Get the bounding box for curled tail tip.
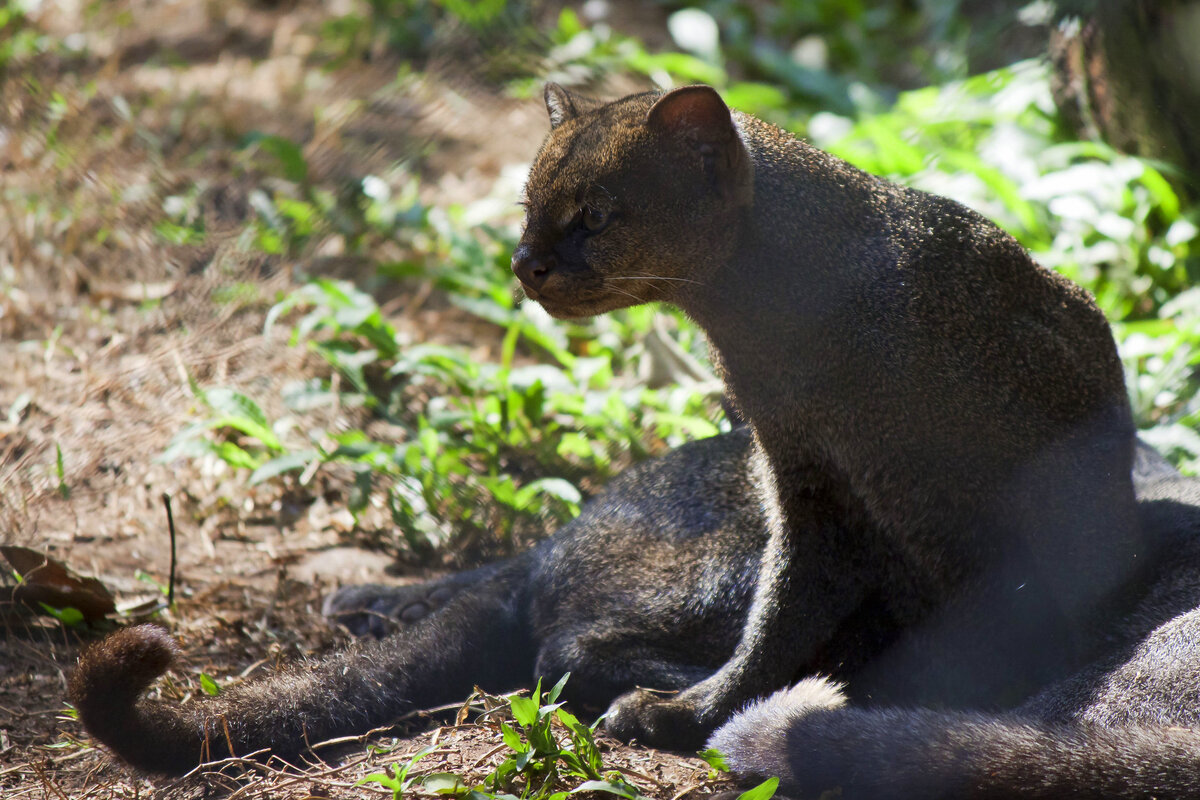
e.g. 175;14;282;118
68;625;212;775
69;624;180;712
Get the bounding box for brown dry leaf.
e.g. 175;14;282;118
0;545;117;622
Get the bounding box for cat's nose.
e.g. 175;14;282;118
511;246;554;291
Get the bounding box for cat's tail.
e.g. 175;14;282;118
709;677;1200;800
68;558;534;775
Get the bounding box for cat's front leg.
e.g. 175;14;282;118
604;514;867;748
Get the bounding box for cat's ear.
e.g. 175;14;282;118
647;86;753;205
646;85;734;140
544;83;579;129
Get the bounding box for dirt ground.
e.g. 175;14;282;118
0;1;731;797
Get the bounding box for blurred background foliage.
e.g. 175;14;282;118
4;0;1199;561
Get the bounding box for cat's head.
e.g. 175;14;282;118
513;83;754;319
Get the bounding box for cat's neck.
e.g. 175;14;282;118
677;142;894;396
672;133;907;471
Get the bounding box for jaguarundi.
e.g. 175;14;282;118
69;83;1200;798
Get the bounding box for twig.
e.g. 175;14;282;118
670;781;705;800
261;751;380;796
308;722;414;751
178;748;273;779
396;699;471;721
221;714;237;760
469;743;508;769
612;764;669;789
29;760;70;800
161;493;178;606
238;656;272;679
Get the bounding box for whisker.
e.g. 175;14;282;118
606;286;648;304
607;275;707;287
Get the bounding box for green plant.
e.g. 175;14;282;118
483;675;608;799
260;274;718;545
237;132;353;256
358;743;449;800
364;676;777;800
801;58;1200;465
155;156;720;550
54;442;69;500
319;0;537;80
159;383;286;473
355;676;616;800
0;0;48;73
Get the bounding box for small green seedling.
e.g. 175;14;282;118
698;747;730;773
135;570;169;596
54;443;69;500
357;744;444;800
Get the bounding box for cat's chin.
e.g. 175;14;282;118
532;298;603;320
523;286;633;319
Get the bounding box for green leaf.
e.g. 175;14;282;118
38;603;84;627
556;7;583;38
205;387;272;432
198;672;221;696
397;744;440;781
243;133;309;184
623;49;726;86
570;780;644;800
280;379;340;412
250;449;320;485
356;771;402;791
211;440;264;470
509;694;539;728
546;672;571;704
200;414;279;450
735;777;779;800
513;478;582;512
653;412;720;440
698;748;729;772
528;717;561;753
1137;163;1180;220
54;443;69;500
500;721;528;753
419;773;468;793
157;432;219;464
722;82;789;116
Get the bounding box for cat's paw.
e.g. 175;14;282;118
322;582;460;637
603;687;717;750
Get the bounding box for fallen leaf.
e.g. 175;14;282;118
1;546;117;623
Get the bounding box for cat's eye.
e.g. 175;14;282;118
581;204;608;232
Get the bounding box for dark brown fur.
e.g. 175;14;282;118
515;84;1200;797
516;83;1142;742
